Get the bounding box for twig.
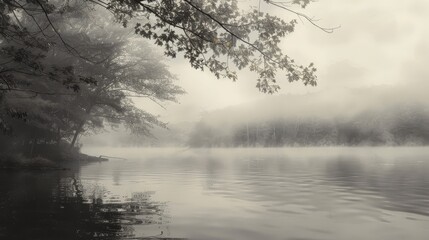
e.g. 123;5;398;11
268;1;340;33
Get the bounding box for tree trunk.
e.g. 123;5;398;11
70;121;84;149
70;105;93;149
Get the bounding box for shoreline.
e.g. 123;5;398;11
0;152;108;171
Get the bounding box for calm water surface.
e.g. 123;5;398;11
1;147;429;240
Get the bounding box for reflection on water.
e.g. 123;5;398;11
1;147;429;240
0;170;178;240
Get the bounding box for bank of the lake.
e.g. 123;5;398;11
0;148;107;170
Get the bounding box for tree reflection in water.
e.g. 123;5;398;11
0;171;184;240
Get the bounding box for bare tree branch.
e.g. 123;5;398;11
267;1;340;33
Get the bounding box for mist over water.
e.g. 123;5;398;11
2;0;429;239
82;86;429;148
2;147;428;240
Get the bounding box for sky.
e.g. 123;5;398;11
136;0;429;123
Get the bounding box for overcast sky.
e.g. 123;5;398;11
134;0;429;123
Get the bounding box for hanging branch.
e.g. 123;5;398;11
267;1;340;33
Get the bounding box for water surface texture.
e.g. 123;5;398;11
1;147;429;240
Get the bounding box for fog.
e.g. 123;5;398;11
82;0;429;147
2;1;429;239
158;0;429;120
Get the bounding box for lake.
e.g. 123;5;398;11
1;147;429;240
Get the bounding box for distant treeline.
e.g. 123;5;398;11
188;105;429;147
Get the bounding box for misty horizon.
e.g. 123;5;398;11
1;1;429;240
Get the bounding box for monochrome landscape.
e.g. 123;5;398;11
1;0;428;239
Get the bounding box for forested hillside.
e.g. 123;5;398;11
188;88;429;147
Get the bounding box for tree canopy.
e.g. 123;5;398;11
2;0;333;94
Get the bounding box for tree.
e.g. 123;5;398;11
66;36;185;147
1;1;184;154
